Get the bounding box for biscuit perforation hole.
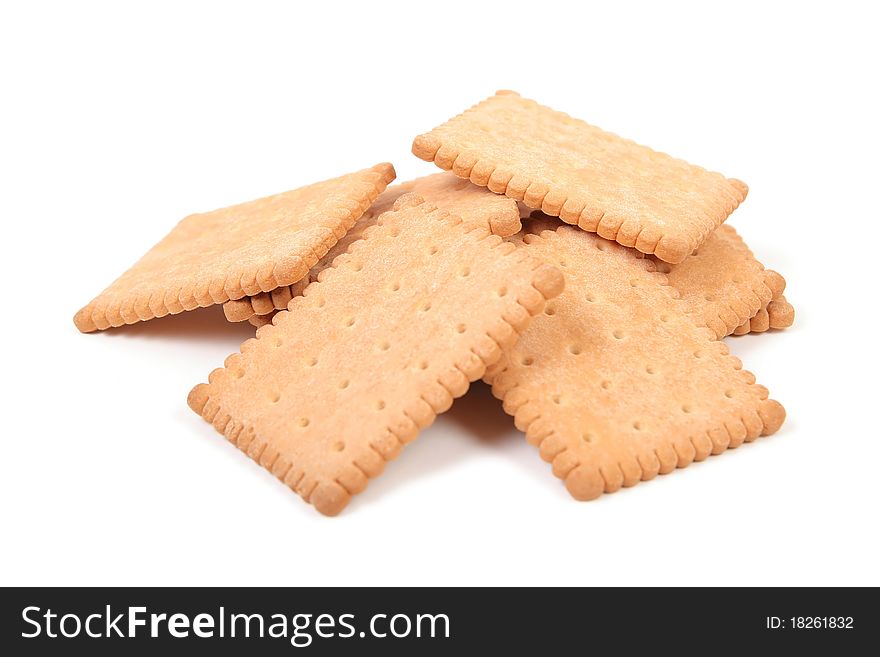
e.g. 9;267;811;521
379;341;390;351
521;356;534;366
390;282;401;292
456;324;467;334
338;379;350;389
419;300;432;313
307;356;318;367
568;345;582;355
681;405;692;414
613;329;625;340
268;391;281;403
429;245;439;256
344;317;356;327
376;400;386;410
724;390;734;399
552;395;561;405
582;433;594;444
497;286;508;298
273;337;283;348
633;421;642;431
460;267;471;278
601;380;611;390
298;417;310;428
333;441;345;452
544;306;555;316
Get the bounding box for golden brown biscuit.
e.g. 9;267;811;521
74;164;395;332
413;91;747;263
732;294;795;335
224;172;522;324
652;226;782;339
485;224;785;501
766;296;795;329
189;194;563;516
524;213;791;339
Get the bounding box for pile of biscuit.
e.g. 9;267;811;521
76;91;793;516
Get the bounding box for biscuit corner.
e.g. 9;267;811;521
653;234;692;264
532;263;565;301
372;162;397;184
73;305;97;333
758;399;786;436
728;178;749;202
411;134;442;162
311;481;352;517
187;383;210;415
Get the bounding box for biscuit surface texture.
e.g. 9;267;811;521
74;163;395;332
413;91;747;263
224;172;522;323
485;225;785;501
189;196;563;516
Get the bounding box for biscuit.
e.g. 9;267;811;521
651;225;783;339
485;224;785;501
412;90;747;263
732;295;795;335
523;213;787;339
74;164;395;332
188;194;563;516
392;173;522;238
223;173;521;327
224;172;522;324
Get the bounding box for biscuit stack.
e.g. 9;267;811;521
76;91;792;515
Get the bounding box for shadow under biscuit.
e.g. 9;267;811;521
442;381;515;444
98;305;254;346
354;382;567;510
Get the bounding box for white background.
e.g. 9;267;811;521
2;1;877;586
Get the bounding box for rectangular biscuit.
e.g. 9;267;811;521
525;213;792;339
413;90;747;263
223;172;522;324
485;224;785;501
188;194;563;516
74;164;395;332
651;224;786;339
